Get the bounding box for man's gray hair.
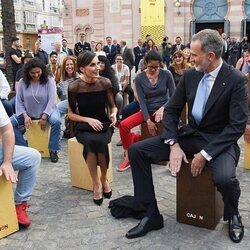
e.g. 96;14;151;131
191;29;223;59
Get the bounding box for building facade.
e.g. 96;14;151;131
0;0;63;52
62;0;250;49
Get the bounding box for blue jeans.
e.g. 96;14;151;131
57;100;68;117
11;108;61;152
0;145;41;204
1;98;14;117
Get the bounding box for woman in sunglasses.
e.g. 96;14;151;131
168;50;189;86
117;51;175;171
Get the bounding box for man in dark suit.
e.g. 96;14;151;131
74;32;91;57
126;29;247;243
171;36;185;55
62;39;74;56
133;39;146;72
120;40;134;72
103;36;118;65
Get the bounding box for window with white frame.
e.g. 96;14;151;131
24;11;36;24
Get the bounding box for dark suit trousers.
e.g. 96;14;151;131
128;135;241;220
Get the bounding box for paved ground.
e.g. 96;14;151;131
1;128;250;250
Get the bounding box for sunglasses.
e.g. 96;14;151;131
174;55;183;59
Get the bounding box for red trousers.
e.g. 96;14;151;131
119;111;154;150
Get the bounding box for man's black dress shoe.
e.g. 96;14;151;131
126;214;164;239
50;151;59;163
228;214;244;243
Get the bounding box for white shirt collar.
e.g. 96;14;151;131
207;59;223;79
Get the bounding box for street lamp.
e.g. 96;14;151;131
175;0;181;15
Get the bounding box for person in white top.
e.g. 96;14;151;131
111;54;134;103
0;70;13;116
94;42;106;57
0;100;41;227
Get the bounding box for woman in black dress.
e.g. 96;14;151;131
68;51;117;205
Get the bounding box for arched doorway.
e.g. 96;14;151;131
191;0;229;36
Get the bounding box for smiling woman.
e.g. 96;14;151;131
10;58;61;163
68;51;118;206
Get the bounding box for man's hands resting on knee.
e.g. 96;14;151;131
169;143;206;177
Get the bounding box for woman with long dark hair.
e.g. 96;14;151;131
68;51;117;205
10;58;61;163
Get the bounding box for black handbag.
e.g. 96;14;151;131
108;195;147;219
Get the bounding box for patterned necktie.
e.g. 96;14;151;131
192;73;210;125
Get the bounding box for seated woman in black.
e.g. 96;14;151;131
68;51;117;206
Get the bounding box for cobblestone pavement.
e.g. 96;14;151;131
1;128;250;250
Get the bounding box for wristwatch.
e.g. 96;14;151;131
168;140;177;146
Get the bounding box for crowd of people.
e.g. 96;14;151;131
0;29;249;244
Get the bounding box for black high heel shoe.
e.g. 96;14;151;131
93;188;103;206
103;190;112;199
93;197;103;206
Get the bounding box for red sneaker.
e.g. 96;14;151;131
117;158;130;171
15;201;31;227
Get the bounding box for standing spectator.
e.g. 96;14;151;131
228;37;240;67
239;36;249;59
74;32;91;57
54;41;67;65
161;36;172;67
0;100;41;227
103;36;118;65
113;39;121;54
133;39;146;72
62;39;74;56
145;39;158;52
9;37;22;89
47;51;61;84
34;40;49;65
236;48;250;73
143;34;152;48
221;33;228;62
171;36;185;55
11;58;61;163
119;40;134;72
94;42;106;57
183;47;195;68
90;41;96;52
168;50;189;86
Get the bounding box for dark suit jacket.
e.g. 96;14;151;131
162;62;248;159
103;44;118;65
133;46;146;70
122;47;134;71
74;42;91;56
171;44;186;55
63;47;74;56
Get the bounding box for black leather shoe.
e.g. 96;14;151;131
126;214;164;239
228;214;244;243
50;151;59;163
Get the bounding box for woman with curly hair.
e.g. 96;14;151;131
10;58;61;163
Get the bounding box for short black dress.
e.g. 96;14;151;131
68;77;116;166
